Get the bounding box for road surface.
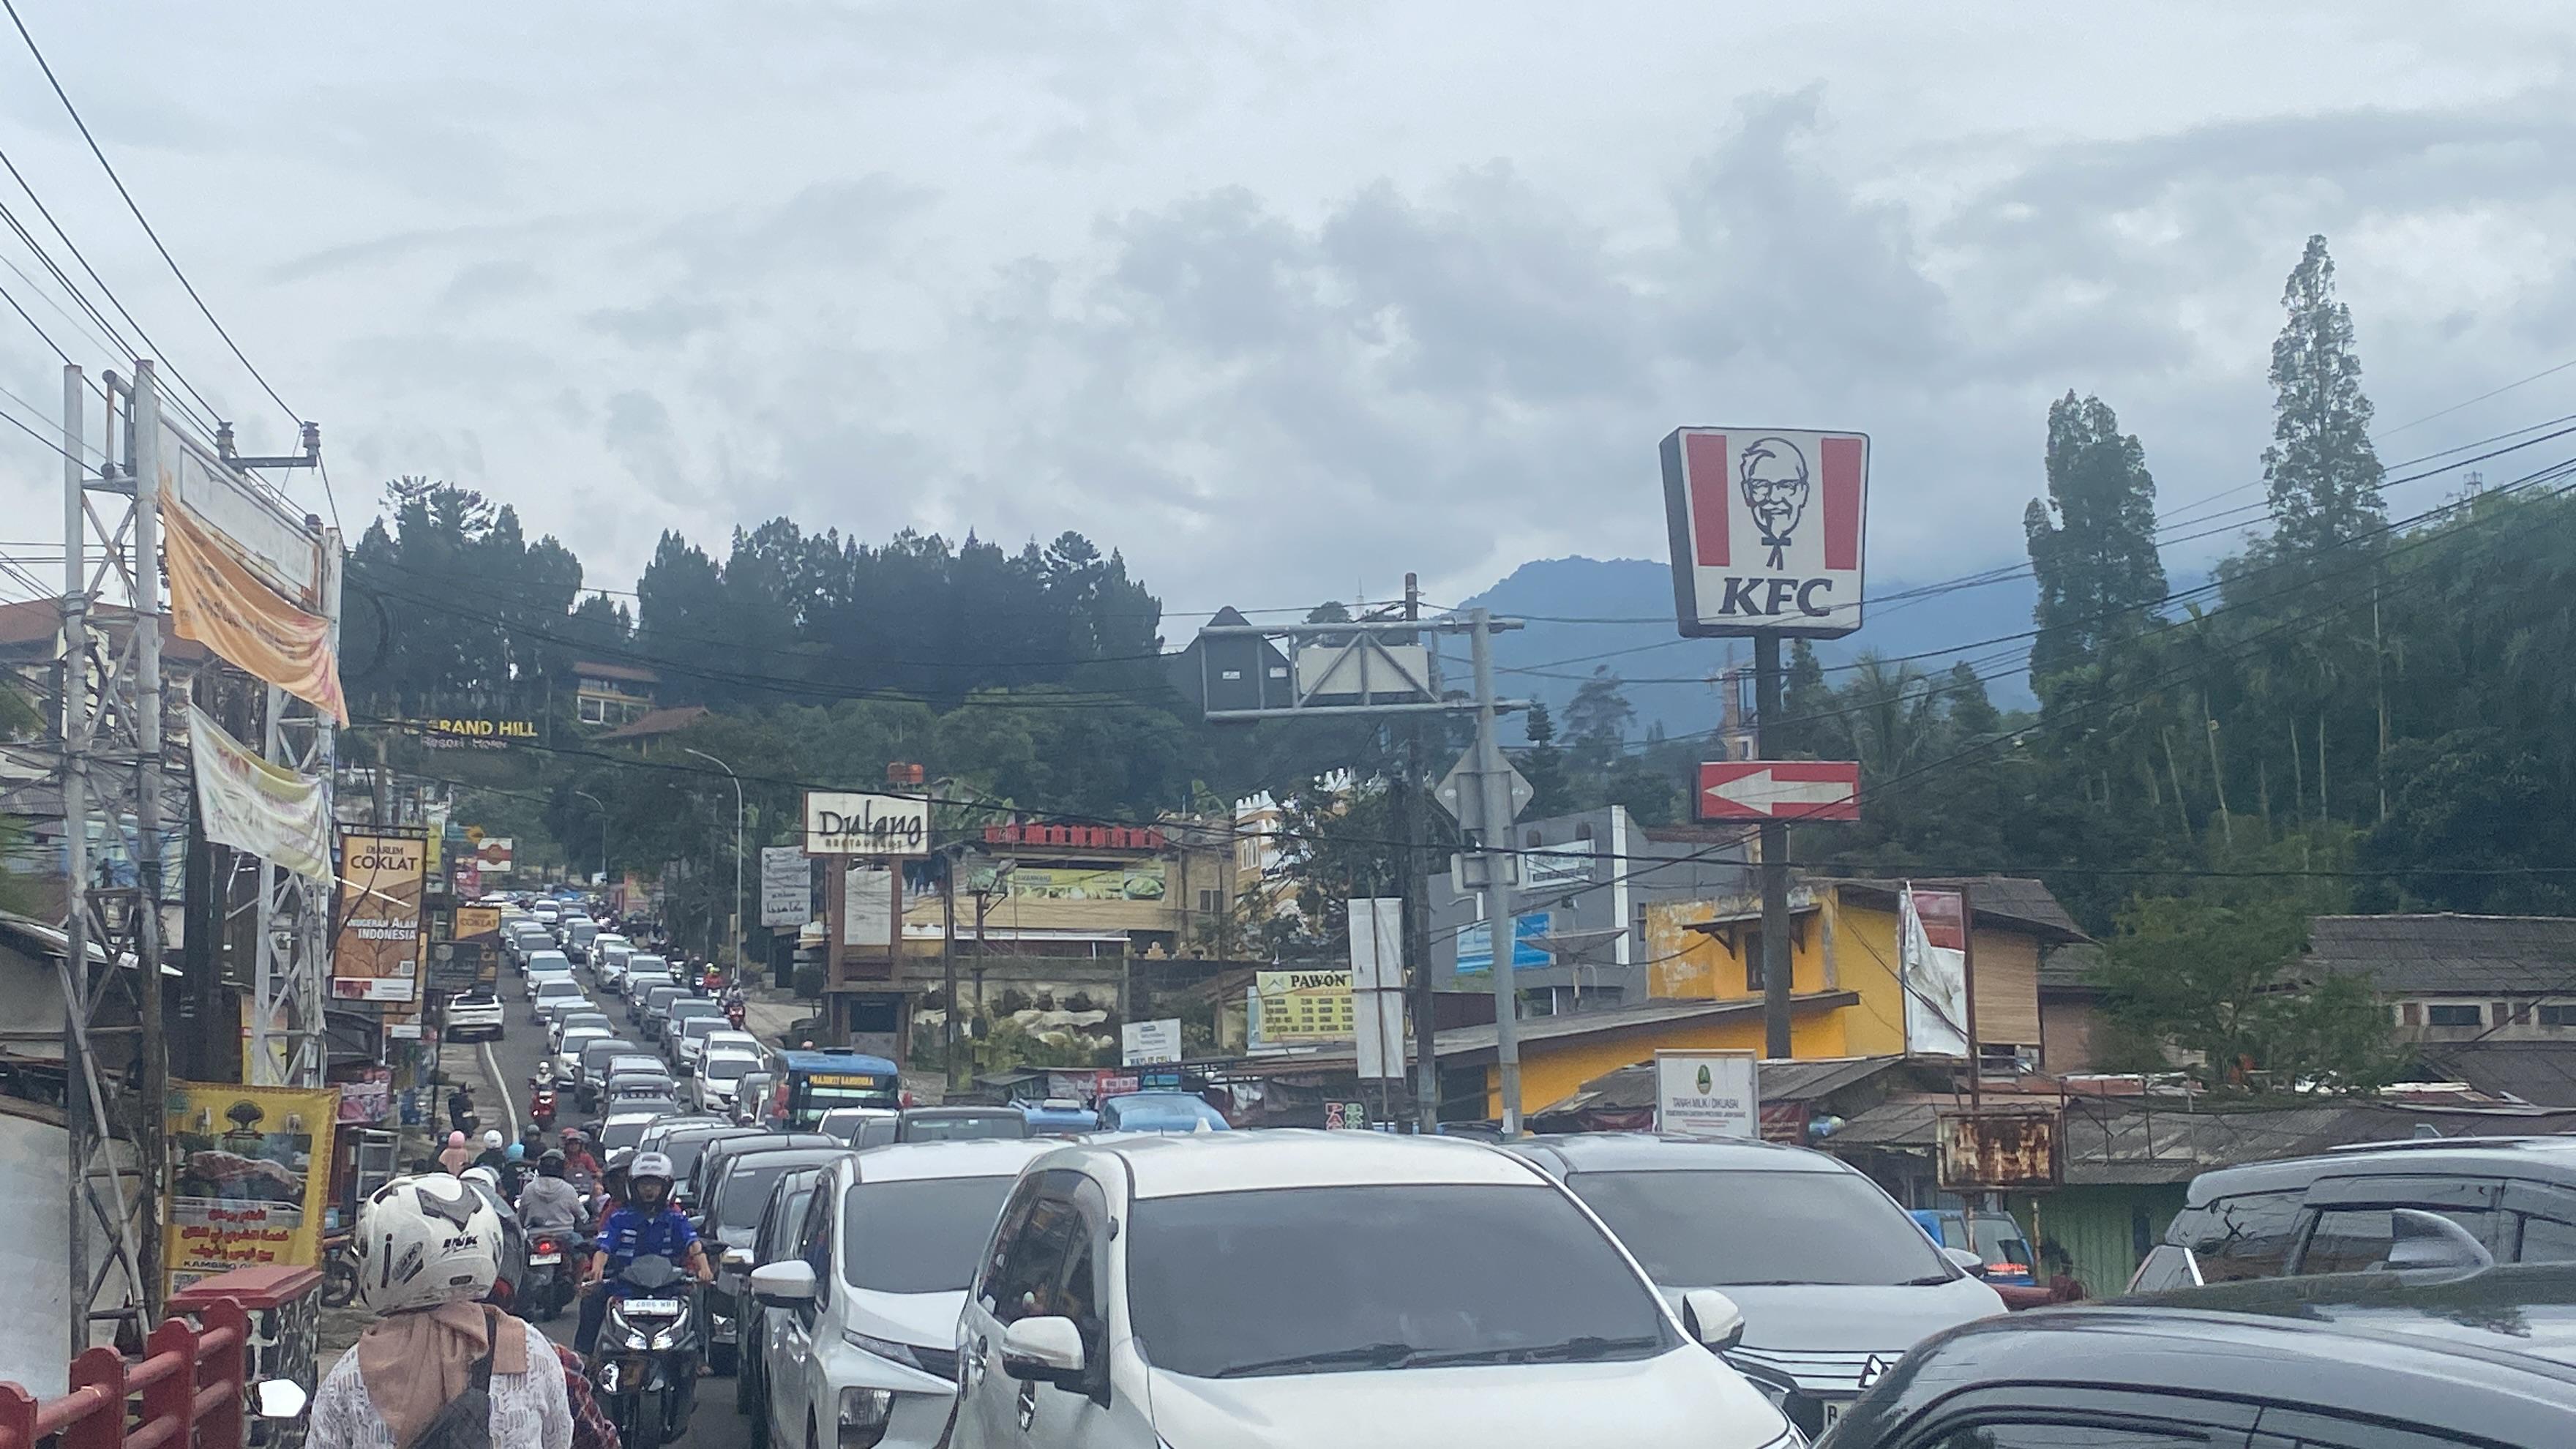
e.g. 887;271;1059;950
487;962;755;1449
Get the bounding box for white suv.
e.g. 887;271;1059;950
750;1140;1057;1449
934;1133;1794;1449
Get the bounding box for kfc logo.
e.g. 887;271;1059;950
1660;426;1870;639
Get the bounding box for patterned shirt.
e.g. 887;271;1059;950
310;1331;572;1449
547;1342;620;1449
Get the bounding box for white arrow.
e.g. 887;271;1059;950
1707;770;1854;816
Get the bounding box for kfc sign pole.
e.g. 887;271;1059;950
1661;426;1871;1059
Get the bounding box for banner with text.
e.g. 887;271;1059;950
333;832;425;1001
164;1081;339;1299
1253;969;1355;1044
163;495;348;724
761;846;812;926
186;705;332;881
804;792;930;855
1899;885;1971;1057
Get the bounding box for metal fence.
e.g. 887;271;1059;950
0;1266;319;1449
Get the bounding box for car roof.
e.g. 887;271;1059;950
1846;1297;2576;1446
847;1138;1060;1183
1508;1132;1854;1176
2187;1137;2576;1203
906;1105;1019;1119
1066;1129;1542;1199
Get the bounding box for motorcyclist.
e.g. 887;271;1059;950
558;1129;603;1191
447;1083;478;1135
438;1129;473;1175
574;1151;711;1356
519;1150;585;1234
473;1128;509;1172
495;1142;531;1200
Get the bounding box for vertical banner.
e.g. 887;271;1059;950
333;832;426;1001
184;704;332;880
164;1081;340;1298
1900;884;1971;1057
161;495;348;724
841;864;894;947
1347;897;1407;1080
760;846;812;927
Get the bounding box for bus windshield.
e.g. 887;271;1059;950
786;1064;899;1126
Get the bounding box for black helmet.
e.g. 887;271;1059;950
539;1149;568;1177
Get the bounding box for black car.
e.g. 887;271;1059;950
1821;1257;2576;1448
697;1145;847;1375
2133;1134;2576;1292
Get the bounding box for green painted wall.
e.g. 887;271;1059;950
2009;1183;2186;1298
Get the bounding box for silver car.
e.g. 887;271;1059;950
1509;1134;2004;1443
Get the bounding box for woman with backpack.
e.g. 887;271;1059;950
310;1173;573;1449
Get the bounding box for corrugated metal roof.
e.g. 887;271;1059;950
2302;913;2576;995
1829;875;2090;943
1432;990;1858;1057
2418;1041;2576;1108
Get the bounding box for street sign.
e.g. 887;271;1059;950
1697;760;1862;821
759;846;811;926
1455;911;1551;976
1660;427;1869;639
1654;1049;1759;1139
1120;1018;1182;1066
1432;749;1532;828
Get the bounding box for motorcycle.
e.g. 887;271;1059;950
531;1087;558;1131
519;1230;585;1322
591;1254;703;1449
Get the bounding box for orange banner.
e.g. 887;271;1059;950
165;497;347;725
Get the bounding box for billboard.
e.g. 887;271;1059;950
1660;427;1869;639
162;495;348;724
1453;910;1552;976
804;791;931;856
1936;1110;2062;1189
422;716;541;750
841;864;895;947
1120;1018;1182;1066
1900;885;1971;1057
332;831;425;1001
1347;897;1407;1080
468;836;515;875
760;846;812;927
1253;970;1355;1044
163;1082;339;1298
1653;1050;1759;1139
160;426;323;602
433;905;503;991
1008;861;1166;902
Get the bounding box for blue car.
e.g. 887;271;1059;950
1096;1090;1229;1133
1910;1208;2037;1286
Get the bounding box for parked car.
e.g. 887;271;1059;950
2130;1134;2576;1292
445;987;506;1043
915;1132;1794;1449
1096;1091;1229;1133
700;1145;851;1374
751;1139;1060;1449
1021;1100;1099;1136
1510;1134;2000;1441
894;1107;1030;1143
733;1164;828;1436
1821;1256;2576;1448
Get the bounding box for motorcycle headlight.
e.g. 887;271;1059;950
651;1326;681;1350
836;1388;892;1449
840;1329;922;1371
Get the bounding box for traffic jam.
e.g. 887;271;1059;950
423;895;2576;1449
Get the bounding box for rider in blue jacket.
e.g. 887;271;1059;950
574;1150;711;1355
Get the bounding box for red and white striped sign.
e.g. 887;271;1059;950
1697;760;1862;821
1660;427;1869;638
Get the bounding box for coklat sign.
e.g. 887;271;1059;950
804;791;931;856
1659;427;1869;638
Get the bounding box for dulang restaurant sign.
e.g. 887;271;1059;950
804;791;931;856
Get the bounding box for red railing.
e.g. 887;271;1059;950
0;1265;321;1449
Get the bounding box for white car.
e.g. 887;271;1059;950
445;989;505;1043
703;1029;762;1060
693;1049;766;1114
523;951;573;994
532;977;587;1024
928;1133;1795;1449
555;1025;615;1081
751;1140;1058;1449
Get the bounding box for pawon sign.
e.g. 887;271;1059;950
804;790;931;856
1660;427;1869;638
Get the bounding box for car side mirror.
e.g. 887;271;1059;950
1680;1288;1745;1351
2385;1208;2495;1273
1942;1247;1988;1276
1002;1316;1087;1386
750;1259;816;1307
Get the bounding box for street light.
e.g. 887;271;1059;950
682;747;744;970
572;790;609;888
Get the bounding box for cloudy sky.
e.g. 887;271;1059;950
1;2;2572;624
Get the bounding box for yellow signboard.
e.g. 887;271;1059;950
163;1081;340;1299
1254;970;1355;1042
334;832;426;1002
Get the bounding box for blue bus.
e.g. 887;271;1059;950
772;1047;902;1129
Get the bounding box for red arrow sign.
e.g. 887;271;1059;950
1698;760;1862;821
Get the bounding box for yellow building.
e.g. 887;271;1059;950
1468;875;2082;1120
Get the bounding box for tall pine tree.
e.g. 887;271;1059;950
2262;235;2386;559
2023;391;2166;691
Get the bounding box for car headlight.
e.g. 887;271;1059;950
841;1328;924;1371
836;1387;893;1449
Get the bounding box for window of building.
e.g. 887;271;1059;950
2497;1000;2523;1027
1197;889;1218;914
2540;1004;2576;1027
1525;829;1542;847
1742;929;1764;994
2400;1000;2422;1027
578;697;604;724
2425;1004;2482;1027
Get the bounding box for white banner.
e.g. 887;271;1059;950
760;846;810;927
1654;1050;1758;1139
1901;884;1972;1057
1347;897;1407;1079
186;705;332;880
1121;1019;1181;1066
841;864;894;947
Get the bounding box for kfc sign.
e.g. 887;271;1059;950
1660;427;1868;638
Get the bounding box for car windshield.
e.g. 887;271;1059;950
664;1131;744;1179
1129;1183;1669;1378
601;1117;654;1151
703;1056;759;1083
845;1175;1018;1293
539;982;581;998
900;1112;1027;1142
717;1158;829;1227
1928;1213;2034;1270
1103;1095;1227;1131
1565;1169;1953;1287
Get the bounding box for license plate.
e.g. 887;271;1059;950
528;1252;561;1265
624;1298;681;1315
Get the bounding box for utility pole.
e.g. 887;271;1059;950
940;858;961;1093
1754;634;1791;1058
1399;574;1437;1131
574;789;610;884
684;746;744;969
1468;609;1525;1135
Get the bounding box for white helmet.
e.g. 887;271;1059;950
353;1173;503;1314
482;1129;504;1150
629;1150;675;1188
461;1165;501;1194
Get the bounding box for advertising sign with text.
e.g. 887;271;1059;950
804;792;931;856
1660;427;1869;639
332;832;424;1002
164;1082;340;1298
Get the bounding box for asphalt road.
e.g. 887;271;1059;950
487;959;755;1449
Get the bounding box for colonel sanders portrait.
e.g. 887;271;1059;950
1737;436;1811;569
